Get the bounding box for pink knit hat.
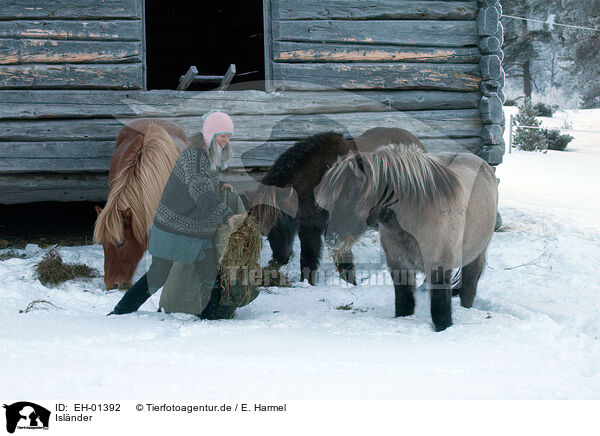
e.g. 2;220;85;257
202;110;234;147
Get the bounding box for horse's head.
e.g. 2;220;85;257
94;206;146;290
315;154;373;250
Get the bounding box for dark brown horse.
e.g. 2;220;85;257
94;119;186;290
248;127;426;285
316;144;498;331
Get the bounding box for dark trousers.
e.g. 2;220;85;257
109;256;173;314
110;249;222;315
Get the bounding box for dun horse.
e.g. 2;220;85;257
315;144;497;331
249;128;425;285
93;119;186;290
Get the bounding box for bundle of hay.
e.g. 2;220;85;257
215;214;262;307
36;248;96;286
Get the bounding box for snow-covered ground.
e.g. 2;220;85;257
1;108;599;400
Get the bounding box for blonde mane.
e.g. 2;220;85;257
93;123;181;246
317;144;462;211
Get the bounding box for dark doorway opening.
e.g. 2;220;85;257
0;202;98;248
145;0;265;91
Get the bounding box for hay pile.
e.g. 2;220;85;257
36;248;96;286
216;214;262;307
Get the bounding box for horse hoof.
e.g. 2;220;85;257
433;321;452;332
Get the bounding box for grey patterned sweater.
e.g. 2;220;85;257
153;146;233;237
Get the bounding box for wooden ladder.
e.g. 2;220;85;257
176;64;236;91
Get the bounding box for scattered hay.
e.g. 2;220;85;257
330;235;356;266
19;299;61;313
0;250;27;261
35;248;97;286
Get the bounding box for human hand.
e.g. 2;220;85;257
220;183;234;192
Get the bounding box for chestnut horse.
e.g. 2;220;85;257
93;119;187;289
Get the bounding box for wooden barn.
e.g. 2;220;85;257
0;0;505;204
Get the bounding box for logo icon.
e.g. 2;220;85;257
3;402;50;434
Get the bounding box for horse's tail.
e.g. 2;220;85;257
93;123;181;245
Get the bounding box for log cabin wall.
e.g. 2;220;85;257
0;0;504;204
266;0;505;163
0;0;145;90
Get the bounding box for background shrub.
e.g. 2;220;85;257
533;102;557;117
514;98;548;151
542;129;574;151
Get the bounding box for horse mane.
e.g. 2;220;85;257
317;144;462;210
250;131;349;230
261;131;348;187
93;123;181;245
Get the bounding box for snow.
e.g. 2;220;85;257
1;108;599;400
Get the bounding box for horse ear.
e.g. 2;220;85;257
94;205;103;215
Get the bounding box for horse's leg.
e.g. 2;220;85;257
455;252;486;308
428;267;453;332
298;223;323;285
268;215;298;266
391;269;416;317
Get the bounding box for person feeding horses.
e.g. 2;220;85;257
108;110;236;315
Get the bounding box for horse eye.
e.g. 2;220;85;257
115;242;124;248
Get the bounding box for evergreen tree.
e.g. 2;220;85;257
501;0;553;98
557;0;600;107
514;98;548;151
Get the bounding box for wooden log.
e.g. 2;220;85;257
273;41;480;63
273;20;479;47
490;49;504;63
0;141;113;173
273;0;478;20
479;36;501;54
497;66;505;89
477;6;499;36
0;39;142;65
478;0;500;6
0;136;486;174
479;94;503;124
176;66;198;91
497;90;506;104
494;1;502;17
0;64;143;89
0;157;112;173
0;0;142;20
477;145;503;165
273;62;480;91
479;55;501;80
481;124;503;145
0;173;109;204
229;137;484;168
480;79;500;96
0;141;114;158
0;90;482;119
494;22;504;46
0;109;482;142
0;20;143;41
